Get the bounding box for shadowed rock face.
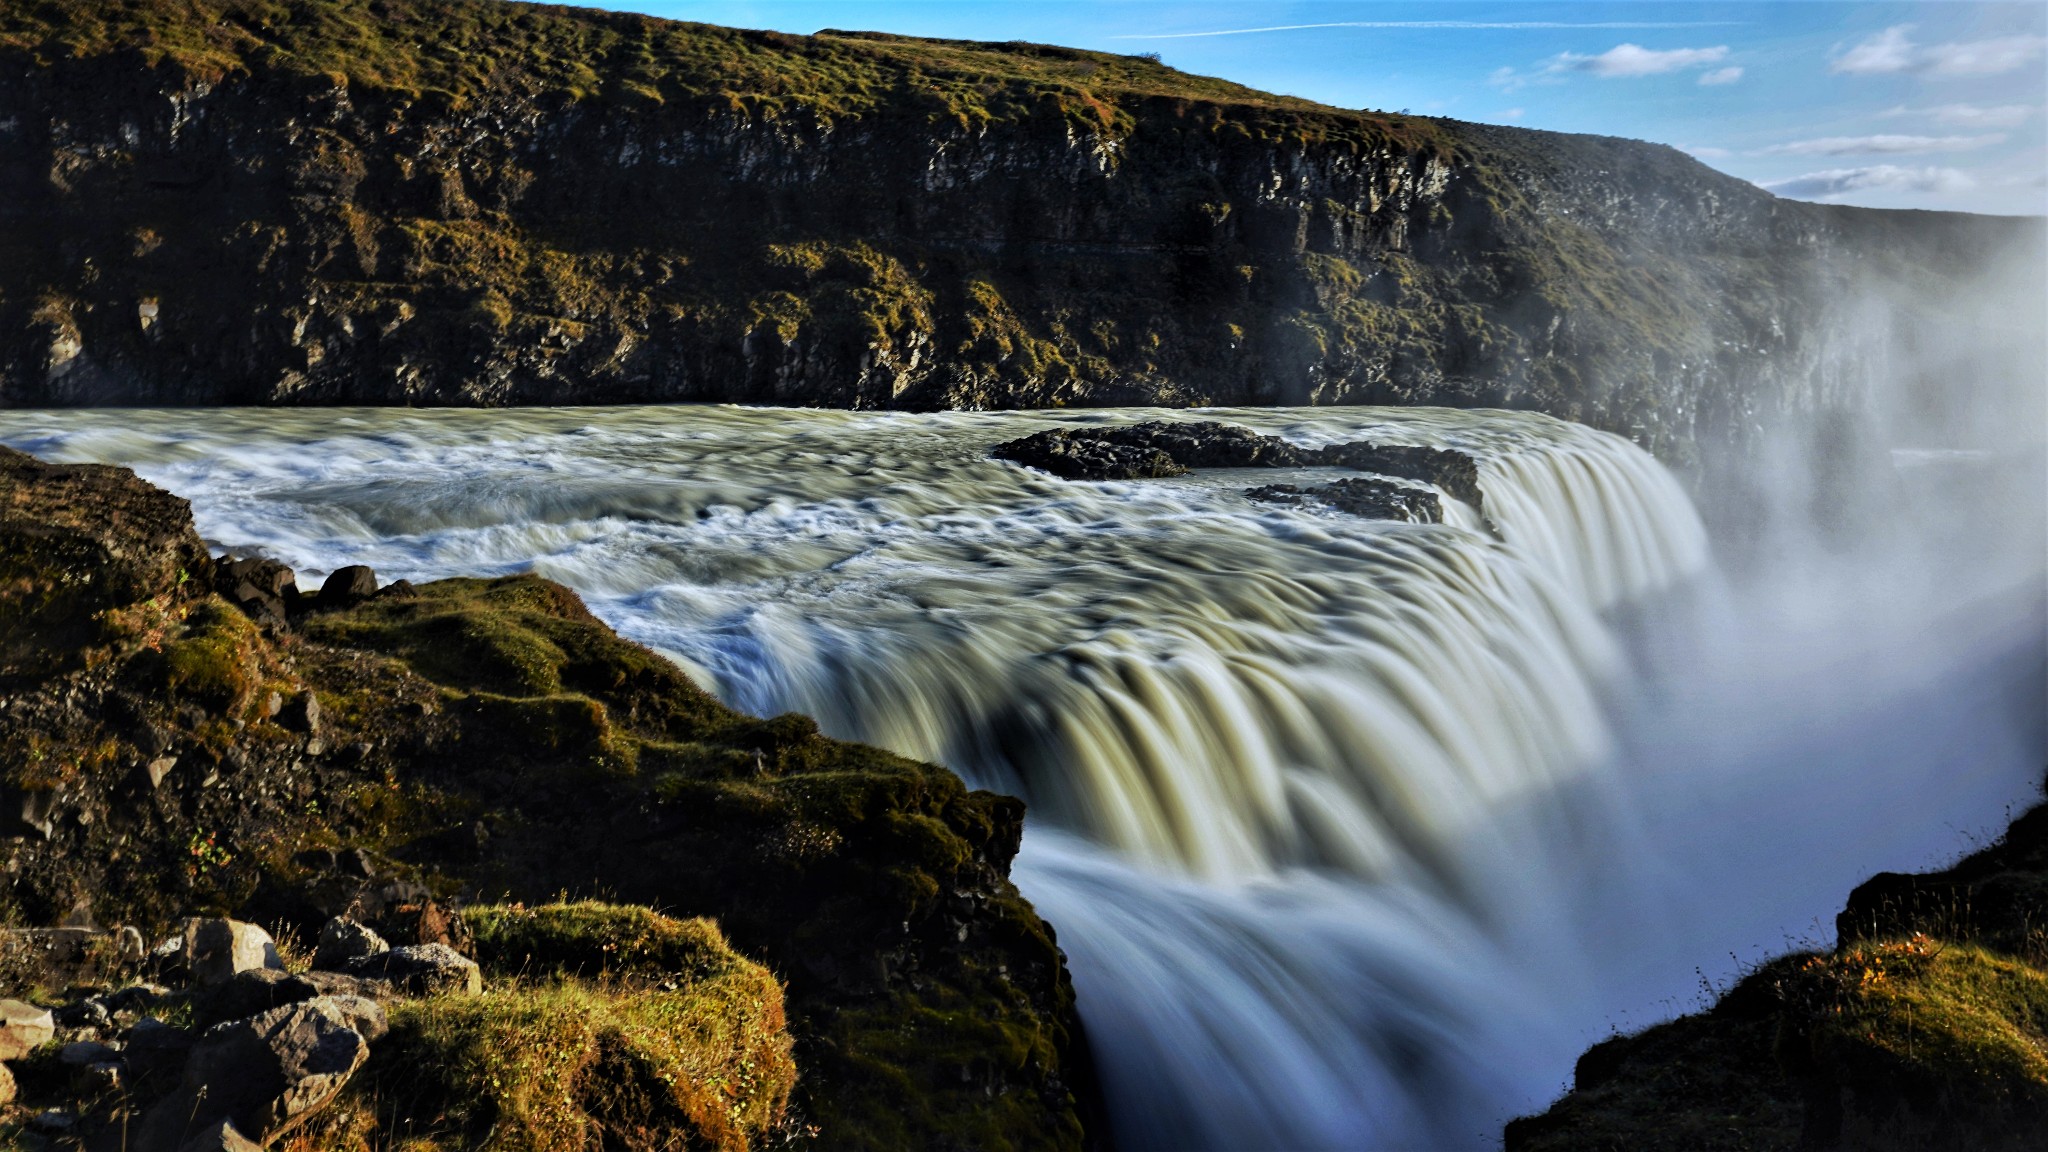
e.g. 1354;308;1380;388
0;445;1102;1151
0;0;2037;473
1246;478;1442;524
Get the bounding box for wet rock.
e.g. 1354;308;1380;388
991;422;1487;515
136;997;371;1151
344;942;480;995
311;916;387;971
184;919;283;986
0;998;56;1059
1246;478;1444;523
993;420;1307;480
316;565;378;609
1318;442;1485;514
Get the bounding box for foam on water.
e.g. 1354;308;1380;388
5;404;2036;1150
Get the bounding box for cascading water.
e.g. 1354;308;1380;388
4;404;2039;1150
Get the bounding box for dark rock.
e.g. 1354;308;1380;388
277;691;322;736
176;1118;262;1152
194;967;397;1029
183;919;282;986
316;566;378;609
123;1017;197;1091
1246;478;1444;523
53;999;110;1028
1316;442;1486;514
136;997;371;1151
993;420;1305;480
343;943;480;996
59;1039;118;1065
310;917;388;971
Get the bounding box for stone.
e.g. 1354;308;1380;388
117;925;147;960
311;916;388;971
316;565;377;608
54;999;111;1028
76;1060;122;1094
345;942;480;996
1246;478;1444;523
278;691;322;736
184;918;283;986
0;1060;12;1107
123;1016;196;1089
193;968;395;1029
136;997;371;1151
178;1118;262;1152
0;998;56;1059
61;1038;120;1064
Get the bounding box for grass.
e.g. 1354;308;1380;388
0;0;1446;152
467;900;740;984
284;912;796;1151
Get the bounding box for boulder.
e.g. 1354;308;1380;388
345;942;480;995
123;1016;197;1090
60;1038;119;1065
316;565;378;608
194;967;395;1028
0;998;55;1059
136;997;371;1151
311;916;388;971
0;1061;14;1107
1246;478;1444;523
185;918;282;986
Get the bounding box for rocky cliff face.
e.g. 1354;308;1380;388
1;0;2037;470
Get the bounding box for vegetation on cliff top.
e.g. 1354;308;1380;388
0;0;1441;147
1509;791;2048;1152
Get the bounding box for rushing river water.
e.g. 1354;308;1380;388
6;404;2043;1149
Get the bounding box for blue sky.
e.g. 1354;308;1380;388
594;1;2047;216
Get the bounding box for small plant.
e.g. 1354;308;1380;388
186;829;235;877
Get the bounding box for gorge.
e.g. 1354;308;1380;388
0;1;2044;1149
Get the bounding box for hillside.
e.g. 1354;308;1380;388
0;0;2037;469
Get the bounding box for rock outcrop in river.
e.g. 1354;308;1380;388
0;445;1099;1149
0;0;2038;469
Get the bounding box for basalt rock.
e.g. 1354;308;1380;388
1246;478;1443;523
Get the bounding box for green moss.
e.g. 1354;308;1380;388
468;901;739;983
1786;937;2048;1110
159;596;262;713
329;955;795;1151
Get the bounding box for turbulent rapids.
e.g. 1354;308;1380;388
6;404;2038;1150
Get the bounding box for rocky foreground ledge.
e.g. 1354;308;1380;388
0;447;1100;1149
1509;785;2048;1152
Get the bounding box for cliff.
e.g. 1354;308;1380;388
0;444;1099;1150
0;0;2037;469
1507;782;2048;1152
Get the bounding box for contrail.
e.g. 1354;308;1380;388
1111;21;1744;40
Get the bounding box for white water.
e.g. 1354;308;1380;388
5;404;2040;1150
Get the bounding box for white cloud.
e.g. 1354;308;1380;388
1756;133;2006;156
1549;43;1730;78
1881;103;2038;129
1698;66;1744;86
1832;24;2048;77
1762;165;1975;200
1681;144;1733;159
1501;107;1525;121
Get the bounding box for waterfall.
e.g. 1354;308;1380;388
9;403;2034;1151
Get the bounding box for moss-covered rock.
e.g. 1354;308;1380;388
0;446;1101;1150
1509;788;2048;1152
